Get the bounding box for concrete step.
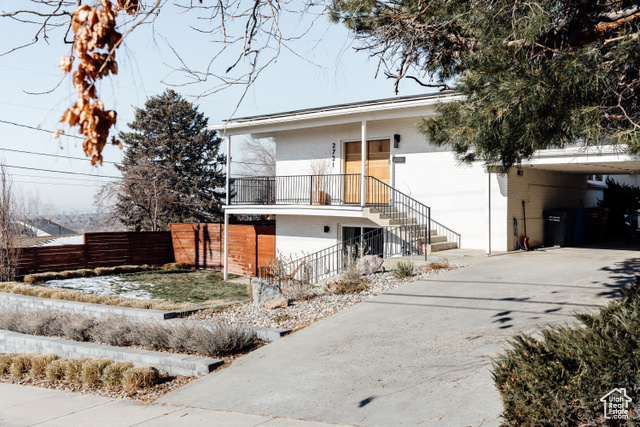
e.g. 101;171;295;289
427;241;459;253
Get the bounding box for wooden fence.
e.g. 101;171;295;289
169;223;276;276
17;232;174;276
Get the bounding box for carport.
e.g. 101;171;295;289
487;146;640;252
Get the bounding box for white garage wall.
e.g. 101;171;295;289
506;168;593;250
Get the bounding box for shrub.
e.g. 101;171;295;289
162;262;191;271
330;279;369;295
391;260;414;279
122;367;159;395
0;353;12;375
10;354;32;379
81;358;112;386
90;316;134;347
341;263;361;282
101;361;134;387
29;354;59;379
60;314;96;342
493;276;640;425
188;322;258;357
64;358;90;383
45;359;67;381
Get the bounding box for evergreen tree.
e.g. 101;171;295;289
331;0;640;170
115;90;225;231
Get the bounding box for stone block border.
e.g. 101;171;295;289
0;330;221;377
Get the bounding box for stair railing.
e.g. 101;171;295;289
259;224;425;286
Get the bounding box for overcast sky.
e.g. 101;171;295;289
0;3;432;212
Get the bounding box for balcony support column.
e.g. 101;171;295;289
224;135;231;280
360;120;367;207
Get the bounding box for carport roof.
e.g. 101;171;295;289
520;146;640;175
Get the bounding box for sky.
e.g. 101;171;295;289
0;2;433;213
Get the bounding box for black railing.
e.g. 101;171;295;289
234;174;461;281
230;174;362;206
364;176;431;251
259;224;427;286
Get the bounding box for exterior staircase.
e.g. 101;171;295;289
363;206;459;254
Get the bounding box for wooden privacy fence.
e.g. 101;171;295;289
17;232;174;276
169;223;276;276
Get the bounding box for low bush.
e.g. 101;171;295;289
492;276;640;425
162;262;191;271
0;353;162;394
45;359;66;381
122;367;159;394
391;260;415;279
81;358;112;386
29;354;58;378
9;354;31;380
23;264;157;285
0;308;259;358
101;361;134;387
329;279;369;295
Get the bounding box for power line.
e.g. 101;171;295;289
13;180;103;188
0;118;84;140
0;146;119;165
9;172;112;182
3;164;120;179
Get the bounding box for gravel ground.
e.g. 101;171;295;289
190;264;458;330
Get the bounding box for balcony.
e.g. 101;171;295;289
229;174;387;206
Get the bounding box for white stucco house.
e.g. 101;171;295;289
214;93;640;281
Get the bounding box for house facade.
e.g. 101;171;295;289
214;94;640;280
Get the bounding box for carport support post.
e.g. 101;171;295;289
224;135;231;280
486;170;492;255
360;120;367;207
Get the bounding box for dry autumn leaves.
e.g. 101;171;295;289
58;0;140;166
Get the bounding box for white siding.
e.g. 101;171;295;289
275;215;377;259
273;118;509;251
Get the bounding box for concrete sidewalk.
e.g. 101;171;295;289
159;247;640;426
0;383;351;426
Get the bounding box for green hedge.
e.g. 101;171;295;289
493;277;640;425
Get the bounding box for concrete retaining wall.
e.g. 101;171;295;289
0;330;221;377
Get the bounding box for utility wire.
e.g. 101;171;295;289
0;146;119;165
0;119;84;140
2;164;120;179
13;180;102;187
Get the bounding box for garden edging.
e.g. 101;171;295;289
0;329;221;376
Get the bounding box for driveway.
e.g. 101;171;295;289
159;247;640;426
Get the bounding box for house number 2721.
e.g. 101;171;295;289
332;143;336;167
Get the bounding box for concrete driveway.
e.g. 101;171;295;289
160;247;640;426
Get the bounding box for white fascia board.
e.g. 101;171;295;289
528;146;633;165
211;94;462;137
223;204;365;218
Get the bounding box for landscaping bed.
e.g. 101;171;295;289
191;261;456;329
0;353;192;401
0;265;248;311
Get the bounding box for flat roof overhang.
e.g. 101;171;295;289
488;146;640;175
211;93;462;137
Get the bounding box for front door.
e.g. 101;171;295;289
344;139;390;204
